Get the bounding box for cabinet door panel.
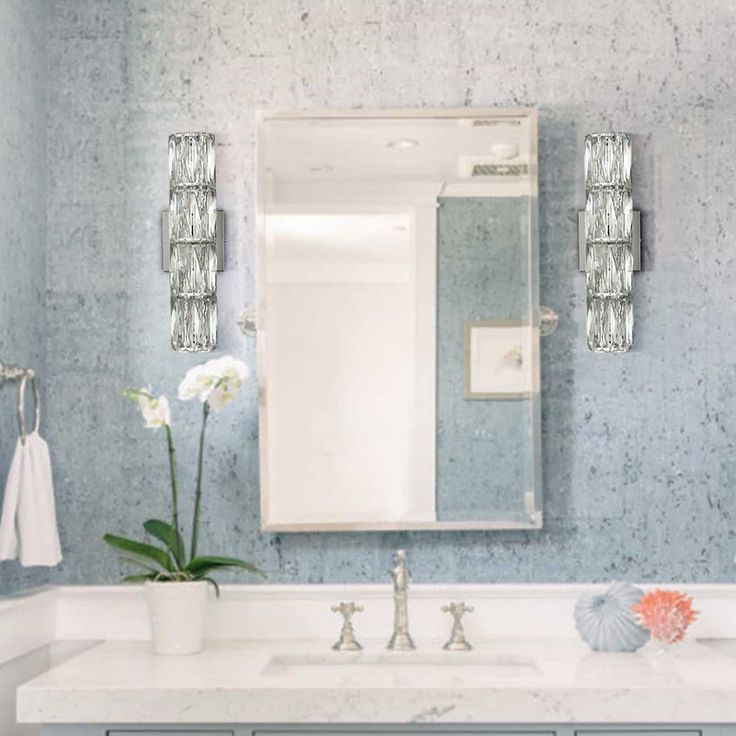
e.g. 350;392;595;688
576;731;701;736
108;731;234;736
257;731;555;736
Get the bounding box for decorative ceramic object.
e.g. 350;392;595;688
631;588;698;645
574;581;650;652
146;580;208;655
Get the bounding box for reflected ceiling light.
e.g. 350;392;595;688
382;138;419;149
457;118;522;127
457;155;528;179
579;132;641;353
268;213;411;243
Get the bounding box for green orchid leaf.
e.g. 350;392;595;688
123;574;155;583
186;555;263;577
120;555;160;575
103;534;172;572
143;519;186;569
200;576;221;598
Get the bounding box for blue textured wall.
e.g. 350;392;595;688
2;0;735;593
0;0;49;595
436;197;534;521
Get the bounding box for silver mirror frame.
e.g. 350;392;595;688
255;108;542;532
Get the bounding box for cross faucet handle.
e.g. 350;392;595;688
332;601;363;620
331;601;364;651
442;601;474;621
441;601;474;651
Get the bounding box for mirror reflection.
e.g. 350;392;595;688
258;109;541;531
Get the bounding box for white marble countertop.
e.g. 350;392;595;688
16;636;736;724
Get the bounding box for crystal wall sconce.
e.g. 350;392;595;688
162;132;225;352
578;133;640;353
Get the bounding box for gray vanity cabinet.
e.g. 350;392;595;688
39;726;730;736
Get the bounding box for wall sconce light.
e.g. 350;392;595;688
579;133;640;353
162;132;225;352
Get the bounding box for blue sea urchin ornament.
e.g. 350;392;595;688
574;581;650;652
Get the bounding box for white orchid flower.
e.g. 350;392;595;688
177;363;216;402
178;355;250;412
128;389;171;430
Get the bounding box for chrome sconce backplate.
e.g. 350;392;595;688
579;132;640;353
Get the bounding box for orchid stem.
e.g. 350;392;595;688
164;424;179;546
190;401;209;562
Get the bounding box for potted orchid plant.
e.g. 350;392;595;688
103;355;262;655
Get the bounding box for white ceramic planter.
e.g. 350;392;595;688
145;580;209;655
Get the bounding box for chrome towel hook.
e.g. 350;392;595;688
17;372;40;443
1;360;41;443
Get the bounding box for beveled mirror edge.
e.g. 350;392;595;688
255;107;543;533
261;516;543;533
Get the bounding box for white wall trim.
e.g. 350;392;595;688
0;587;56;666
4;582;736;660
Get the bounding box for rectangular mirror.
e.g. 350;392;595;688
257;108;541;531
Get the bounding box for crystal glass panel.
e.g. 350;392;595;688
585;133;631;189
169;133;215;187
168;132;217;352
169;188;217;242
586;243;633;297
171;296;217;352
586;296;633;352
170;242;216;297
585;189;633;243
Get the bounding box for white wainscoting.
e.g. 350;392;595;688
45;582;736;642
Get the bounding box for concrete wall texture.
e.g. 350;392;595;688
0;0;50;594
2;0;735;592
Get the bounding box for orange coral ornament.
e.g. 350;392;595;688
631;589;698;644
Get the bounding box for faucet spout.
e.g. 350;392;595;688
387;549;416;650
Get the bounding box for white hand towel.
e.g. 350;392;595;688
0;431;62;566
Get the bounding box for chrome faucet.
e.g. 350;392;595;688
387;549;416;650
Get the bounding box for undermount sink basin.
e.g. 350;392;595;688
262;651;541;683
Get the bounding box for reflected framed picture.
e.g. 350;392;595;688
464;321;537;399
